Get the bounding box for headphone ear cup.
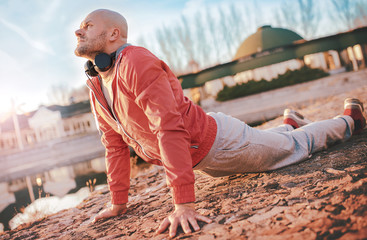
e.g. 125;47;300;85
94;53;114;72
84;60;99;77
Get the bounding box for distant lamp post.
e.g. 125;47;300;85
11;99;24;150
11;100;36;202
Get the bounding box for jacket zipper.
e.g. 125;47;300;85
87;81;158;161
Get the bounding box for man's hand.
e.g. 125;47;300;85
156;202;212;238
92;203;127;223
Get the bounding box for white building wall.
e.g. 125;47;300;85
28;107;64;142
234;59;303;84
63;113;97;136
304;52;328;70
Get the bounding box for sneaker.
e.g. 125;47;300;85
283;109;312;129
343;98;366;134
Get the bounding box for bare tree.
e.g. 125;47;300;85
297;0;320;39
329;0;358;30
273;1;297;30
136;3;253;74
192;12;211;69
47;84;71;106
69;85;90;103
227;4;252;56
47;84;90;106
155;25;184;73
273;0;320;39
205;9;222;64
355;0;367;27
218;7;239;60
251;0;265;30
176;16;197;70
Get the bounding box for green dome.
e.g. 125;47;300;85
233;25;303;60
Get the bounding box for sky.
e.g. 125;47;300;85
0;0;340;116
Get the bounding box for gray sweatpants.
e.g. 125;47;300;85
193;112;354;177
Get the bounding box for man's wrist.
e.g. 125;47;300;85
174;202;195;210
112;203;127;214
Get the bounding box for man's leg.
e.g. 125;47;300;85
195;99;364;177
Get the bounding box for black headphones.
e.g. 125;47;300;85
84;51;116;77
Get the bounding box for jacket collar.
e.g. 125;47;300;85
115;43;131;60
86;44;132;114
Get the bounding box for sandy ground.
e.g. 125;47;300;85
1;84;367;240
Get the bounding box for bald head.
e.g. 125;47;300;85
75;9;128;59
88;9;128;40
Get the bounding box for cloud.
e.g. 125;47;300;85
0;18;55;55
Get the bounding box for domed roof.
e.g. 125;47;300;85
233;25;303;60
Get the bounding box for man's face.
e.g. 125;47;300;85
74;13;107;59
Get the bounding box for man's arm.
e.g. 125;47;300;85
90;97;131;221
125;48;212;237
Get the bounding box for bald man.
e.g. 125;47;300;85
75;9;213;237
74;9;366;238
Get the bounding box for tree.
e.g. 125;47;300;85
273;1;299;33
136;3;252;74
329;0;358;31
47;84;71;106
297;0;320;39
355;0;367;27
47;84;89;106
274;0;320;39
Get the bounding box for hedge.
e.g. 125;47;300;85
216;66;329;102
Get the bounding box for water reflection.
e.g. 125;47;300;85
9;185;107;229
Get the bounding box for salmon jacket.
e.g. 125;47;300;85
86;45;217;204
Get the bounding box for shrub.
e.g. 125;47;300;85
216;66;329;101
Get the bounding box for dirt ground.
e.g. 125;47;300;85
1;86;367;240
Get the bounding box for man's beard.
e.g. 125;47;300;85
74;31;107;58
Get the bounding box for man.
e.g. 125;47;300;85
74;9;366;238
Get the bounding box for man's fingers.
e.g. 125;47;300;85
156;218;170;234
196;214;212;224
169;218;179;238
155;206;212;237
92;210;106;223
180;218;191;234
92;209;119;224
188;217;200;232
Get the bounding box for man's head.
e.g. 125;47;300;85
74;9;128;60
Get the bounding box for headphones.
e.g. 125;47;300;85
84;51;116;77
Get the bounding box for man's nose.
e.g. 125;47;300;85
75;28;83;37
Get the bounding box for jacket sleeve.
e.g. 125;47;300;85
122;49;195;204
90;97;131;205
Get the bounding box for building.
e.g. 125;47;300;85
179;26;367;102
0;101;97;151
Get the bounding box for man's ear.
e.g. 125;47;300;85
109;28;119;41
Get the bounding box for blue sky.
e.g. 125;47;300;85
0;0;341;115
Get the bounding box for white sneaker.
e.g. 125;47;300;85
283;109;312;129
344;98;366;134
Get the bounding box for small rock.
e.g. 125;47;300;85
264;182;280;190
325;168;345;175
